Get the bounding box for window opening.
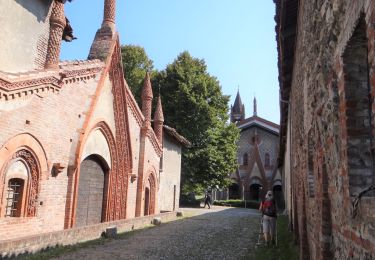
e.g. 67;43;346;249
265;153;270;167
343;15;374;196
5;178;24;217
243;153;248;165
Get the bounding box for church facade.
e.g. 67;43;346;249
0;0;187;241
228;92;282;204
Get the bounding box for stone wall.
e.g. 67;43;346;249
0;211;179;258
159;135;182;212
283;0;375;258
0;0;52;72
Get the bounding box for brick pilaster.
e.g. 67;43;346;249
45;1;66;69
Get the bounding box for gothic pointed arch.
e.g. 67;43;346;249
143;168;157;216
247;144;267;186
68;120;120;227
68;35;133;226
0;134;48;218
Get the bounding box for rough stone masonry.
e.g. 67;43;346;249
276;0;375;259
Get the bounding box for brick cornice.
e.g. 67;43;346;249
146;129;163;157
0;60;103;101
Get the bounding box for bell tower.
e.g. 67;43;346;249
231;90;245;123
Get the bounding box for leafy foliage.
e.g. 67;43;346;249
121;45;154;106
121;47;240;193
154;52;240;192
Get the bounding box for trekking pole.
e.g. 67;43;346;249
256;217;263;247
275;217;278;247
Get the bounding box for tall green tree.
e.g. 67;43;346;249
121;45;154;106
154;52;240;192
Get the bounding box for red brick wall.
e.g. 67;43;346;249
0;76;99;239
285;0;375;259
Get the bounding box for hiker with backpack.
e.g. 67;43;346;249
259;190;277;246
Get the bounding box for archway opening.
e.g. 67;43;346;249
75;154;109;227
273;184;284;209
249;183;262;201
228;183;240;199
144;187;150;216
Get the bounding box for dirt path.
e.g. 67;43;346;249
54;207;261;260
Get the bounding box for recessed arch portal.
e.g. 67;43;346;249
75;154;110;227
144;170;157;216
0;134;47;219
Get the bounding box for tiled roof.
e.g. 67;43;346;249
237;115;280;134
163;125;191;147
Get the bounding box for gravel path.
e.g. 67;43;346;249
54;207;262;260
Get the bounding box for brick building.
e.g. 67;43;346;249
276;0;375;258
227;91;282;204
0;0;187;242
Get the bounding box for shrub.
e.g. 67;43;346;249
213;199;260;209
180;194;201;207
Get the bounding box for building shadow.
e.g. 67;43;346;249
14;0;52;22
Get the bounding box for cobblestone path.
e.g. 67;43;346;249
54;207;261;260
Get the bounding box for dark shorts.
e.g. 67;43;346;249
262;215;276;235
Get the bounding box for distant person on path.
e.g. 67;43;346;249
259;190;277;246
204;193;212;209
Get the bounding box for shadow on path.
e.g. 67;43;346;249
24;207;263;260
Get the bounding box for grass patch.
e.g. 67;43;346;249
213;199;260;209
16;226;155;260
248;215;298;260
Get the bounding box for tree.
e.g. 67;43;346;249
121;47;239;192
121;45;154;106
153;52;240;193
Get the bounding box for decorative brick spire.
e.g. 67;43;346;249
103;0;116;30
45;0;66;69
142;72;153;122
88;0;116;60
253;97;257;116
154;96;164;144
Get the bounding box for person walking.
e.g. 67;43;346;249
259;190;277;246
203;193;212;209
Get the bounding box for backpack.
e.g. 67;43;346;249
262;199;276;217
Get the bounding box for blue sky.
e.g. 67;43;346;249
62;1;279;124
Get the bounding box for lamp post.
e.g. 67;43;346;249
241;177;246;208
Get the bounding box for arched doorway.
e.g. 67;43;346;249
144;187;150;216
249;184;262;201
75;155;109;227
273;183;284;209
228;183;240;199
143;172;156;216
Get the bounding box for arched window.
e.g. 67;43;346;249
265;153;270;167
243;153;248;165
1;149;40;218
343;15;374;196
5;179;25;217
